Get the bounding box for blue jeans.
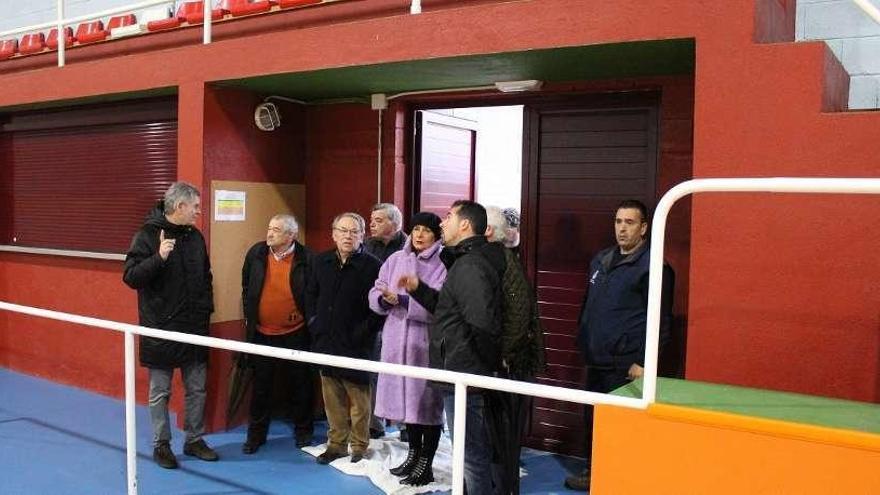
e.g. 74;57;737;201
443;390;494;495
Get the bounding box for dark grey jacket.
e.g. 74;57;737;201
241;240;313;343
123;202;214;368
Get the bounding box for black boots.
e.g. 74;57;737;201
390;447;420;476
401;455;434;486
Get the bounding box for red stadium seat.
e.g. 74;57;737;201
182;2;228;24
0;39;17;60
19;33;46;55
107;14;137;30
75;21;107;44
278;0;320;8
46;27;75;50
228;0;273;17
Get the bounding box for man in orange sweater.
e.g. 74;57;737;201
241;214;315;454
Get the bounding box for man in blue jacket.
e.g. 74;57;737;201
564;199;674;491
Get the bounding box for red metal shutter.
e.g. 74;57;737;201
3;99;177;254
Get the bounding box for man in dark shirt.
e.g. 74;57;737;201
363;202;407;438
306;212;382;464
564;199;674;491
123;182;219;469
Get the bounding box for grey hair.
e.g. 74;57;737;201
163;182;200;215
332;212;366;234
371;203;403;230
485;206;508;243
271;214;299;237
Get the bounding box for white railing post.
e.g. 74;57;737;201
124;330;138;495
410;0;422;14
56;0;65;67
451;382;467;495
203;0;212;44
643;177;880;404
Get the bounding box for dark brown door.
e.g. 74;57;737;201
413;110;477;216
521;95;659;455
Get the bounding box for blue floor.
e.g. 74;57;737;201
0;368;582;494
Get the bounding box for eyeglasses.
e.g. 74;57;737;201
333;227;361;236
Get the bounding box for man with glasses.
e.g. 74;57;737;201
306;212;383;464
564;199;675;491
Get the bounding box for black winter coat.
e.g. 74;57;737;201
123;202;214;368
305;247;383;384
241;240;313;343
426;236;505;377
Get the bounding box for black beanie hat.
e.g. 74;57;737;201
410;211;442;240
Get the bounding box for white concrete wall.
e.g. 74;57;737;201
797;0;880;109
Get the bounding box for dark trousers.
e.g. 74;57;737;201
584;367;629;468
247;330;315;441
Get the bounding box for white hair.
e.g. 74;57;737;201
485;206;508;243
163;182;200;215
372;203;402;230
271;214;299;237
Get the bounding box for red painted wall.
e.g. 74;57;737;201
304;104;380;251
0;0;878;410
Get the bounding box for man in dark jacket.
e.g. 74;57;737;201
363;202;408;439
405;200;506;495
306;212;382;465
240;213;315;454
564;199;674;491
123;182;218;469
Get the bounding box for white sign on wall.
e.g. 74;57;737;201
215;190;246;221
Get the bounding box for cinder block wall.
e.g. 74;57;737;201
798;0;880;109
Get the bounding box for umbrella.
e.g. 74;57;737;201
225;352;254;430
485;382;531;495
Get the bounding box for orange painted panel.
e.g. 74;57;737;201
591;404;880;495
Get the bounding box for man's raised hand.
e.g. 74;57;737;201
159;229;176;261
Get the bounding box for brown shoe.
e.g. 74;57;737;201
153;442;178;469
184;439;219;461
564;468;590;491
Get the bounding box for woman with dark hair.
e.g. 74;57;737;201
369;212;446;486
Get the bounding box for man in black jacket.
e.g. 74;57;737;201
123;182;218;469
240;214;315;454
306;212;382;465
404;200;506;495
564;199;674;491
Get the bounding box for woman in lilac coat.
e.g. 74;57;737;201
369;212;446;486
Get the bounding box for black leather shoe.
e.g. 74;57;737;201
390;448;420;476
401;456;434;486
153;442;178;469
242;438;265;455
295;431;313;448
564;468;590;491
316;450;346;465
184;439;219;461
350;451;365;463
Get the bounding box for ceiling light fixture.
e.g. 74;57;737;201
494;80;544;93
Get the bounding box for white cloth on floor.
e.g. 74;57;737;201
302;431;452;495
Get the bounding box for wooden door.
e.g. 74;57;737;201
521;95;659;455
413;110;477;216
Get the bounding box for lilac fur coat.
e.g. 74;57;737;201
369;239;446;425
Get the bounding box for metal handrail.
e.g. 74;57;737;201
0;299;646;495
854;0;880;25
642;177;880;404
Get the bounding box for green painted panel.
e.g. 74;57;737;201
216;39;695;101
612;377;880;434
0;87;177;114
